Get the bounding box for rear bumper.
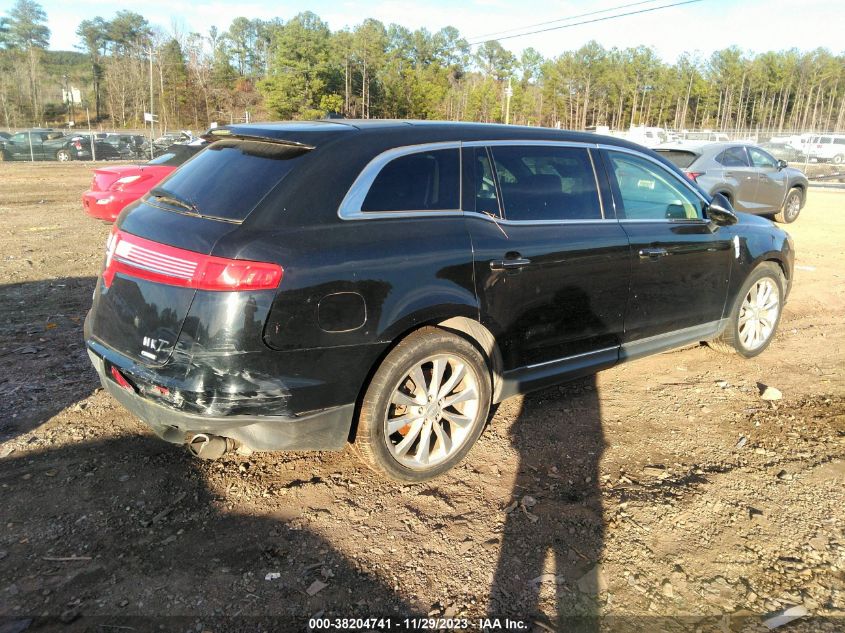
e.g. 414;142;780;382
86;344;354;451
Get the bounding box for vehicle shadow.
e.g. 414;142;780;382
0;434;418;631
0;277;100;443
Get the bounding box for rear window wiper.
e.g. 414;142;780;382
148;188;200;215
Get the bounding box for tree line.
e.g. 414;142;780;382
1;0;844;135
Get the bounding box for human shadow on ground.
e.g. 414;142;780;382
486;284;608;632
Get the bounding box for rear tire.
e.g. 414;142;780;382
708;262;785;358
56;149;72;162
833;154;844;165
355;327;491;482
774;187;802;224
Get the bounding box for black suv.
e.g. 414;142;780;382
84;121;794;481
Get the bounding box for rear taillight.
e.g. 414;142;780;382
112;175;141;190
110;366;135;392
102;229;283;292
686;171;703;182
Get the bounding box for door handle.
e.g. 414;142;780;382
638;247;669;259
489;257;531;270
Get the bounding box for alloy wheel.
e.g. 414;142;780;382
784;192;801;221
738;278;780;351
384;354;480;470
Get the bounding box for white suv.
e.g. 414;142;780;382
808;134;845;164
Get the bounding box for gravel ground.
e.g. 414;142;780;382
0;162;843;632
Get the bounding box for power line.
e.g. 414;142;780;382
468;0;668;42
467;0;705;46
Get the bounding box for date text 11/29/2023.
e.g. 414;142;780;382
308;617;529;630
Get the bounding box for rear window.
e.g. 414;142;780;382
148;140;307;222
147;145;201;167
655;150;699;169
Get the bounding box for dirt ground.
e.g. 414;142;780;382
0;162;843;633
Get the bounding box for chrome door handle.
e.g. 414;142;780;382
638;247;669;259
489;257;531;270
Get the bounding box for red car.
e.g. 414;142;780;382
82;144;203;221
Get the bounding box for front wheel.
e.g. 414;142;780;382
774;187;802;224
833;154;844;165
56;149;72;162
355;327;492;482
708;262;785;358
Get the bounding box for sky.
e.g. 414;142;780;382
18;0;845;62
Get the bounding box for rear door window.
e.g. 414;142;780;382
148;139;308;222
490;146;601;221
716;147;751;167
606;150;704;220
361;148;459;212
463;147;500;216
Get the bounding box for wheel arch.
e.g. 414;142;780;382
348;314;504;443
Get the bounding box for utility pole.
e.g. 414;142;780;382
504;77;513;125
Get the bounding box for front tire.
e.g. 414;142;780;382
774;187;802;224
355;327;492;482
833;154;844;165
709;262;785;358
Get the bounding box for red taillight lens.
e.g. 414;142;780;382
102;229;283;292
686;171;703;182
110;366;135;391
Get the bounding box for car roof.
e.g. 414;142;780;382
217;120;702;230
657;141;751;153
217;119;651;153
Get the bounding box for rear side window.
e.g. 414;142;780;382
149;140;307;222
490;146;601;221
656;150;699;169
361;149;459;212
716;147;750;167
834;138;845;145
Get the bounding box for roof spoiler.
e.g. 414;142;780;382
201;127;316;151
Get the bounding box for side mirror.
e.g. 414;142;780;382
707;193;738;226
777;159;788;170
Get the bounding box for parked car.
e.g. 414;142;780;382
655;142;808;223
84;121;794;482
758;142;806;163
83;142;206;222
70;134;122;161
681;131;730;143
154;131;192;148
0;131;11;141
806;134;845;164
0;129;93;161
101;133;148;159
